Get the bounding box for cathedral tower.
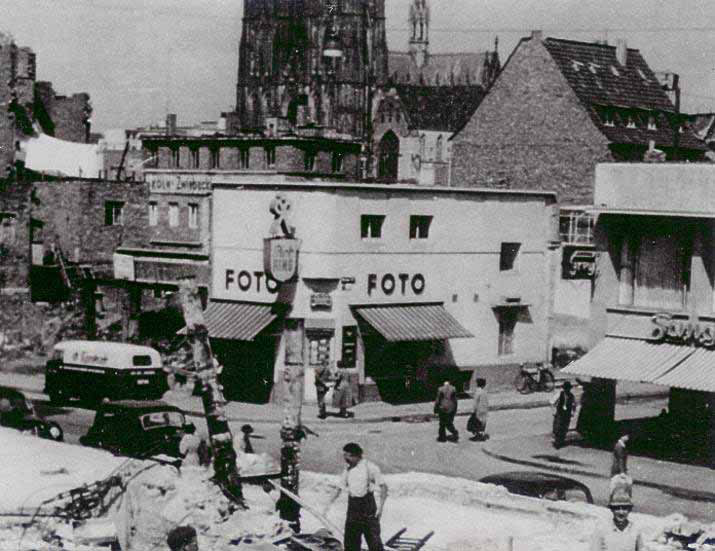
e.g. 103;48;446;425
408;0;429;68
236;0;388;138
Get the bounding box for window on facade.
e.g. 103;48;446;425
409;215;432;239
239;148;250;169
332;152;343;173
647;116;658;131
603;111;616;127
435;136;443;162
169;203;179;227
209;148;220;169
190;148;199;169
104;201;124;226
419;135;426;158
497;309;517;356
499;242;521;271
308;333;332;366
361;214;385;240
265;146;276;167
626;116;637;129
618;224;692;310
188;203;199;229
304;151;316;172
148;202;158;226
170;147;180;168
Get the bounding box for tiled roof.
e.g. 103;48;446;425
388;51;495;87
543;38;705;151
395;84;487;132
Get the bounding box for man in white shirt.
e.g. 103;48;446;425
323;442;388;551
590;474;643;551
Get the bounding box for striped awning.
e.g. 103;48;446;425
195;301;277;341
654;348;715;392
353;303;473;342
562;337;693;384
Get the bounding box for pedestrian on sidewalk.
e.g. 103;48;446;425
590;474;642;550
468;378;489;441
323;442;388;551
551;380;576;449
611;433;630;477
333;371;354;418
315;360;333;419
434;379;459;442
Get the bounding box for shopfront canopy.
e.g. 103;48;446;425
179;301;277;341
562;336;694;384
654;348;715;393
353;303;473;342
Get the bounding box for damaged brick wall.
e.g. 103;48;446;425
450;35;614;205
0;36;16;175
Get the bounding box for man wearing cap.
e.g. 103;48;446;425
323;442;388;551
167;525;198;551
590;474;643;550
552;380;576;449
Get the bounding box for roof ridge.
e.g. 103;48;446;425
544;36;641;52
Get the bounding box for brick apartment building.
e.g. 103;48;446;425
450;32;706;205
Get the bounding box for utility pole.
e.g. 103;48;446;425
178;277;246;508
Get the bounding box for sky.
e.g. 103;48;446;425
1;0;714;133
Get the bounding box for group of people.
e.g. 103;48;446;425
433;378;489;443
315;361;354;419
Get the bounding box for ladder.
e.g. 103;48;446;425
385;528;435;551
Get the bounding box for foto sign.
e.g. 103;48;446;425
263;237;301;283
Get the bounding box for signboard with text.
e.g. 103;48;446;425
263;237;300;283
146;174;212;195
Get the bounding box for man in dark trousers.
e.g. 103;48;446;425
434;379;459;442
315;361;333;419
611;433;630;477
552;380;576;449
322;442;388;551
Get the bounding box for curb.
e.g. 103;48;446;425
482;444;715;504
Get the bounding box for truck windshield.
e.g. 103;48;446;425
140;411;184;429
133;355;153;366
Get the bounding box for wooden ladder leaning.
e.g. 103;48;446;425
385;528;435;551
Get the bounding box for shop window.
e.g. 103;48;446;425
239;147;250;168
209;147;220;169
190;148;200;169
188;203;199;229
104;201;124;226
361;214;385;240
308;333;332;366
499;242;521;271
265;146;276;167
148;202;158;226
498;310;517;356
168;203;179;227
409;215;432;240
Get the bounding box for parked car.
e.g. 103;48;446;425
479;471;594;504
45;341;168;404
0;386;63;441
79;400;188;458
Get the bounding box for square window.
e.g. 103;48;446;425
409;215;432;239
188;203;199;229
104;201;124;226
361;215;385;240
148;202;158;226
498;310;517;356
169;203;179;227
500;242;521;271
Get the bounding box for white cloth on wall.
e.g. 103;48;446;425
21;133;100;178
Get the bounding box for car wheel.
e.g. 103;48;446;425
45;422;64;442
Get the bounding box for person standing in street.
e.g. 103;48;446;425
552;380;576;449
611;433;630;477
167;525;199;551
469;378;489;441
434;379;459;442
323;442;387;551
179;423;202;469
315;361;333;419
333;371;354;418
590;474;642;550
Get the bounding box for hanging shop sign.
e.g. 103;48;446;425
263;193;301;283
650;313;715;349
310;293;333;311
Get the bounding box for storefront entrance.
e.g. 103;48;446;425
215;336;278;404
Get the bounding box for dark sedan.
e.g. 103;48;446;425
479;471;594;504
0;386;64;441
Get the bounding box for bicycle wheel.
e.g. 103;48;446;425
541;370;556;392
514;372;531;394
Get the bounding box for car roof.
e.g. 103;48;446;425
479;471;590;491
0;386;28;400
102;400;184;414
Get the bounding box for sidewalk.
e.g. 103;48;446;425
0;370;667;424
482;432;715;503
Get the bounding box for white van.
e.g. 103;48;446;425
45;341;168;404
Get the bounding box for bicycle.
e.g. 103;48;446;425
513;362;555;394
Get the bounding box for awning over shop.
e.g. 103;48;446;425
562;336;693;384
180;301;277;341
353;303;473;342
655;348;715;393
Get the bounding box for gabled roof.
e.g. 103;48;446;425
388;51;496;87
395;84;487;132
542;38;705;151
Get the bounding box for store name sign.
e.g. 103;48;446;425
225;269;280;294
148;176;212;194
367;273;425;297
650;313;715;348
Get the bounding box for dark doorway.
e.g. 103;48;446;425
214;336;277;404
377;130;400;181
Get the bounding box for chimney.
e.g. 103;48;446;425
616;39;627;66
165;113;177;136
531;30;543;41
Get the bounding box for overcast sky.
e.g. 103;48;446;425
2;0;714;132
